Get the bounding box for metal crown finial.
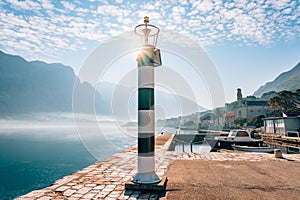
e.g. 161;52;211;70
144;16;149;24
134;16;160;46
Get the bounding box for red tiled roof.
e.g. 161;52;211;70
225;112;235;117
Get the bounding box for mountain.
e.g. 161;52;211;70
97;82;206;119
0;50;109;116
0;50;203;118
254;62;300;97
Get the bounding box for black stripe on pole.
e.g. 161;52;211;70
138;88;154;110
138;135;154;154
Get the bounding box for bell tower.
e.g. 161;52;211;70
237;88;242;101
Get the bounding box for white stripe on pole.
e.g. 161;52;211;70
137;156;155;173
138;110;154;133
138;66;154;88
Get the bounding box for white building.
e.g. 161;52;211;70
263;112;300;136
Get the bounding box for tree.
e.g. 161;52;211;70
214;107;225;126
247;115;265;128
200;114;212;121
296;89;300;107
234;117;247;127
183;121;196;127
244;95;257;100
269;90;299;112
261;91;277;100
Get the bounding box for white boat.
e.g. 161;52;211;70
205;130;263;149
232;145;276;153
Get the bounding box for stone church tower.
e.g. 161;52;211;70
237;88;242;101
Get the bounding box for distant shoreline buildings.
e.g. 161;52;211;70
159;88;299;134
224;88;276;127
199;88;278;129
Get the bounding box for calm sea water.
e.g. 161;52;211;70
167;129;212;153
0;117;137;200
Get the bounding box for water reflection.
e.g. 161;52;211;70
265;143;300;154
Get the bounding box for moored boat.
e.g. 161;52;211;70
232;145;276;153
205;130;263;150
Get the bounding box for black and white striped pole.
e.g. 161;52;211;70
132;16;162;184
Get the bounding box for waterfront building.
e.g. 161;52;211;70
263;111;300;136
226;88;275;118
225;112;235;127
233;99;269;119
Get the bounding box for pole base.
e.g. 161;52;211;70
132;171;161;184
125;176;168;192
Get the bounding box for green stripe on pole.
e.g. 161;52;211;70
138;88;154;110
138;136;155;153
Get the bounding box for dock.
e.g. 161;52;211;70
260;133;300;148
17;134;300;200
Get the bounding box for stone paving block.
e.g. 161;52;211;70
111;177;121;182
114;179;123;183
63;189;76;197
90;189;100;193
37;196;53;200
102;188;114;193
55;186;70;192
105;197;118;200
107;191;122;198
115;185;124;191
85;183;97;187
94;191;110;198
118;194;130;200
70;193;82;198
82;192;96;199
108;184;117;188
72;184;84;190
123;176;133;182
156;169;165;176
76;187;92;194
93;185;105;190
93;180;105;185
51;197;66;200
46;185;59;190
43;192;56;197
66;183;77;186
96;173;106;178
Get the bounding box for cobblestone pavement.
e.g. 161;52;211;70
17;135;300;200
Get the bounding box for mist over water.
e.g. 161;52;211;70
0;113;137;199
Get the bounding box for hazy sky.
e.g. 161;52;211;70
0;0;299;103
